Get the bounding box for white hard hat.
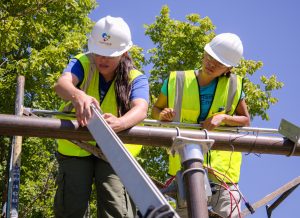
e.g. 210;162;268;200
204;33;243;67
88;16;133;57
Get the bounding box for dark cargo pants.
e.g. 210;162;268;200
54;153;136;218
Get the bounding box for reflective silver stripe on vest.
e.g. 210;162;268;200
173;71;185;122
82;53;97;93
62;53;96;113
225;74;237;114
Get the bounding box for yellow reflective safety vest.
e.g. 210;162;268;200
56;53;143;157
168;70;243;183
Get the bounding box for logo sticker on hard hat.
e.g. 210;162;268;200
102;33;111;42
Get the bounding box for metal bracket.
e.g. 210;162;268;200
171;136;214;163
171;135;214;212
175;169;212;209
278;119;300;156
176;170;187;209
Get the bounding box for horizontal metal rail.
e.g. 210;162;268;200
0;114;298;156
143;119;279;134
24;108;279;134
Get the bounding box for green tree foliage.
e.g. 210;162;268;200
0;0;97;216
138;6;283;182
0;1;147;216
0;2;284;216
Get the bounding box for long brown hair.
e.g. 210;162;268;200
114;53;134;116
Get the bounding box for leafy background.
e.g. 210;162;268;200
1;1;299;217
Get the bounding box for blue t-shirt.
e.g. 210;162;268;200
161;77;244;122
63;58;149;103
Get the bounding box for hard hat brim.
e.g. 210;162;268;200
204;44;235;67
88;37;133;57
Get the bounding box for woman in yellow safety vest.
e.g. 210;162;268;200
54;16;149;218
152;33;250;218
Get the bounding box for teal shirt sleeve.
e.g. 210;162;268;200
160;78;168;96
241;91;245;99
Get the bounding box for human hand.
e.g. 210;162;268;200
203;114;227;130
159;108;176;121
71;90;100;126
102;113;126;133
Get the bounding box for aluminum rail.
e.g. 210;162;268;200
143;119;279;134
0;114;298;156
24;108;279;134
87;105;179;217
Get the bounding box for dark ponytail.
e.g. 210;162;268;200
114;53;134;116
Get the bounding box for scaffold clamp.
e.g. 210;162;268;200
171;135;214;163
278;119;300;156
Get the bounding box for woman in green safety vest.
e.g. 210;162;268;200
54;16;149;218
152;33;250;218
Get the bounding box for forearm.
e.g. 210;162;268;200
151;106;162;120
54;74;99;126
118;100;148;131
54;78;83;102
223;99;250;127
222;114;250;127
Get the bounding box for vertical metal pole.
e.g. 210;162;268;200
5;76;25;218
183;159;208;218
171;136;213;218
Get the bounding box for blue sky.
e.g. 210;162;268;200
90;1;300;217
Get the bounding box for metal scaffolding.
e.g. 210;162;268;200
0;114;299;156
1;76;300;218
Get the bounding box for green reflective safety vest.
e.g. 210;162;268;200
167;70;243;183
56;53;143;157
